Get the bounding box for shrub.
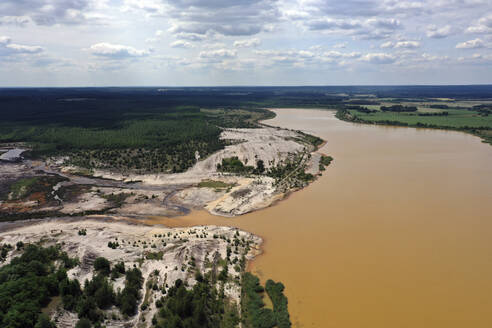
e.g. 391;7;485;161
93;257;110;275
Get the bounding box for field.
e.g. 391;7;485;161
349;109;492;129
337;96;492;145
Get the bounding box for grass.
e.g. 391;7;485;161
348;109;492;129
8;177;39;200
197;180;235;190
2;175;67;201
101;192;131;208
145;251;163;260
338;106;492;145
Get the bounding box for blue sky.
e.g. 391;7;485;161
0;0;491;86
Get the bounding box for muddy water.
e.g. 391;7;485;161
148;109;492;328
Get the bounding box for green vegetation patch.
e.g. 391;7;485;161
155;276;240;328
146;251;164;260
4;175;67;201
337;107;492;145
348;108;492;129
241;272;291;328
8;177;39;200
197;180;235;190
319;155;333;171
265;280;291;328
0;244;78;328
217;157;255;174
101;192;131;208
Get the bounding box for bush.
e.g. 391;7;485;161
75;317;92;328
34;313;55;328
93;257;110;275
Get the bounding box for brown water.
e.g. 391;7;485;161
147;108;492;328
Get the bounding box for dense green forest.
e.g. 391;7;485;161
1;87;491;173
0;244;78;328
0;89;276;173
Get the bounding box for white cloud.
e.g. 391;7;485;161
466;15;492;34
426;25;453;39
380;41;394;49
234;38;261;48
0;16;31;26
0;36;43;56
174;32;209;42
89;43;150;58
199;49;237;59
165;0;279;37
333;42;347;49
381;40;420;49
0;0;102;26
360;53;396;64
305;18;363;31
367;18;402;30
170;40;194;48
457;53;492;64
456;38;485;49
323;51;360;59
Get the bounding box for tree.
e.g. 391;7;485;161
75;318;92;328
256;160;265;174
94;280;115;309
93;257;110;276
34;314;55;328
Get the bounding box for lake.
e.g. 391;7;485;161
148;108;492;328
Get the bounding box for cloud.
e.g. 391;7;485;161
305;18;362;31
381;40;420;49
367;18;401;30
255;49;315;65
165;0;279;37
426;25;453;38
457;53;492;65
253;48;360;68
360;52;396;64
333;42;347;49
199;49;237;59
456;38;485;49
295;0;381;17
122;0;166;15
0;36;43;56
170;40;194;48
322;50;361;59
0;0;99;26
300;16;402;41
234;38;261;48
174;32;208;42
89;43;150;58
466;15;492;34
0;15;31;26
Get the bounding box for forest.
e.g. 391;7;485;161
0;243;291;328
1;86;491;173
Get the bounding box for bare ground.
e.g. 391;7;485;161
0;217;262;328
1;125;325;219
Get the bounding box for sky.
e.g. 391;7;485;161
0;0;491;86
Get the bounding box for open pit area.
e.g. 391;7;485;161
0;217;262;328
0;124;328;221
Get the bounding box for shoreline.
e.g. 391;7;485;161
335;108;492;146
